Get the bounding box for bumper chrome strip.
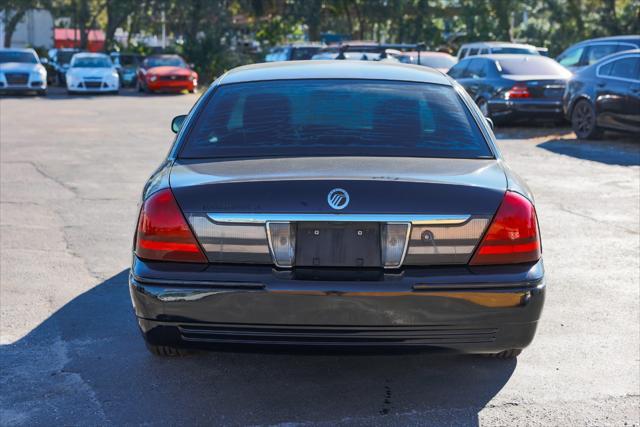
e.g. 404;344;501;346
207;213;470;225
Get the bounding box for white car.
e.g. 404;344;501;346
66;53;119;94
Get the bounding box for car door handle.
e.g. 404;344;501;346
596;82;606;88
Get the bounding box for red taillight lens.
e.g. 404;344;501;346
135;188;207;263
506;83;530;99
470;191;541;265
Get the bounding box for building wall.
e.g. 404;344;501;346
0;9;54;49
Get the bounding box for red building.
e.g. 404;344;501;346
54;28;105;52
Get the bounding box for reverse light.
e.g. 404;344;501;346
470;191;541;265
506;83;530;99
135;188;207;263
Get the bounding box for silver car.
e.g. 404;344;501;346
0;48;47;95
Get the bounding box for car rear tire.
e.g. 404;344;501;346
144;341;191;357
485;349;522;359
476;97;490;118
571;99;602;140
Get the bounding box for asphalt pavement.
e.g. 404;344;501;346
1;88;639;426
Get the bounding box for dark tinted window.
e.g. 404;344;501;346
585;44;618;65
180;80;491;159
56;51;77;64
290;47;322;60
609;57;640;80
497;57;571;76
0;51;37;64
145;56;186;68
468;48;479;56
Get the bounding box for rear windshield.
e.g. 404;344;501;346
180;79;491;159
498;57;571;76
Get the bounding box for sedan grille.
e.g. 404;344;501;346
159;75;189;81
83;80;103;89
5;73;29;85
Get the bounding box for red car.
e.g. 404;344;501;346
137;54;198;93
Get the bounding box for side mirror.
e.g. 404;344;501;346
171;114;187;134
40;58;49;65
485;117;494;130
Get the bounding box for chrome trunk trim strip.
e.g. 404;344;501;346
207;213;470;225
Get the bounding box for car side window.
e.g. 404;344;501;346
479;48;489;55
468;48;479;57
458;48;468;58
609;57;640;81
616;43;638;53
585;44;618;66
557;46;584;67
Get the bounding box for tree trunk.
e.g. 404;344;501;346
3;9;27;48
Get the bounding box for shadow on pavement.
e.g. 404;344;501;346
0;270;516;425
538;135;640;166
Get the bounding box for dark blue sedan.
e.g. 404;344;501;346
448;54;572;124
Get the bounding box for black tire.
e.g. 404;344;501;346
571;99;602;140
36;90;47;97
476;97;490;118
144;341;191;357
485;349;522;359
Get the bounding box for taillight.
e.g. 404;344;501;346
135;188;207;263
506;83;530;99
470;191;541;265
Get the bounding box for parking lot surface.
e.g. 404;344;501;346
1;89;639;426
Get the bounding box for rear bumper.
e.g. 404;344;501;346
129;258;545;353
488;99;564;120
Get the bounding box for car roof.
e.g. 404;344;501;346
461;53;549;61
573;35;640;46
219;60;452;86
461;41;536;48
401;51;455;57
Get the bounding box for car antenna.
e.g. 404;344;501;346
416;42;426;65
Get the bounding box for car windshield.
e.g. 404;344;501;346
57;51;76;64
146;56;185;68
491;47;538;55
498;57;570;76
119;55;140;66
0;51;37;64
180;79;491;159
72;56;112;68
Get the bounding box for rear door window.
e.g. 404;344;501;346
609;57;640;81
180;79;492;160
584;43;618;65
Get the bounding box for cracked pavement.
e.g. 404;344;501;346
1;90;639;426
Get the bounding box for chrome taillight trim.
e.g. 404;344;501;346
207;213;470;225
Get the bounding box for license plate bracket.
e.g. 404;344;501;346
295;222;381;267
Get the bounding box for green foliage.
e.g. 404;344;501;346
5;0;638;77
